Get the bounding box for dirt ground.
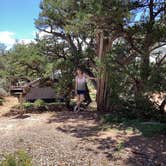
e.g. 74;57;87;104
0;97;165;166
0;97;18;116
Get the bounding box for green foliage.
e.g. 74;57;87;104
0;150;32;166
96;34;166;112
138;123;166;137
103;113;138;124
115;141;125;152
35;0;96;90
1;43;51;85
0;43;7;55
22;102;33;109
35;0;166;115
102;115;166;137
0;88;8;97
102;100;166;122
0;78;8;96
34;99;45;108
0;97;5;106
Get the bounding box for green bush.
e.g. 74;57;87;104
0;150;32;166
137;123;166;137
0;89;7;97
0;97;5;106
22;102;33;109
0;99;3;106
102;114;166;137
34;99;45;108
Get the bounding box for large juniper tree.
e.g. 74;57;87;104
62;0;166;113
35;0;97;105
35;0;96;75
36;0;166;114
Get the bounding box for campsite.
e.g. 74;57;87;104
0;0;166;165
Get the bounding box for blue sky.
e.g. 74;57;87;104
0;0;41;48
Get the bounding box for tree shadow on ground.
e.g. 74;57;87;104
47;110;97;123
12;114;31;119
47;110;100;138
123;135;166;165
47;110;118;160
102;120;166;165
46;110;166;165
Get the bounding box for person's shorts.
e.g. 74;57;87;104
77;90;86;95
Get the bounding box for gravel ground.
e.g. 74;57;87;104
0;97;165;166
0;113;116;166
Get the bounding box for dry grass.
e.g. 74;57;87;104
0;97;18;116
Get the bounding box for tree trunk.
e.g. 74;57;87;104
96;31;113;112
134;79;144;107
141;53;150;87
159;98;166;114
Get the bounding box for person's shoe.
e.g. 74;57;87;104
74;105;77;112
74;105;80;112
86;100;92;106
80;103;85;109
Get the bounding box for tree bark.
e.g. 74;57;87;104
96;31;113;112
159;98;166;114
140;53;150;86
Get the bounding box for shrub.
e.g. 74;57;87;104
22;102;33;109
0;99;3;105
0;88;8;97
34;99;45;109
0;79;8;97
102;114;166;137
0;150;32;166
0;97;5;106
115;141;125;152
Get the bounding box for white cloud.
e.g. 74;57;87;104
0;31;35;50
0;31;16;49
38;31;48;38
37;30;51;39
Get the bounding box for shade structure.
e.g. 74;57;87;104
24;87;56;102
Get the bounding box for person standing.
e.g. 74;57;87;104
74;67;95;112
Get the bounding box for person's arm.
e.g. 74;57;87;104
85;74;97;80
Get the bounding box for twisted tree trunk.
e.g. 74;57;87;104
159;98;166;114
96;31;113;112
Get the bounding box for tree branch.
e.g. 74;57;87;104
156;54;166;66
150;43;166;52
154;6;166;18
37;27;66;40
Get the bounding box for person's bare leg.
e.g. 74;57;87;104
76;95;80;105
79;94;84;106
74;95;80;112
75;94;85;112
